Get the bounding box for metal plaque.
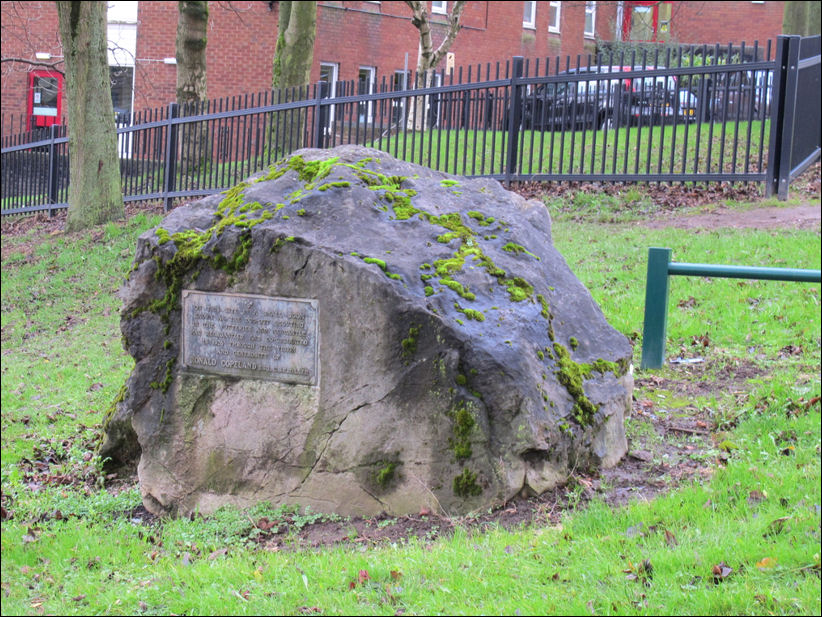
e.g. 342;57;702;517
181;290;318;385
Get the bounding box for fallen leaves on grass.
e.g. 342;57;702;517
764;516;792;537
711;562;734;583
624;559;653;585
755;557;778;570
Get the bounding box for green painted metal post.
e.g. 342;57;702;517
641;247;672;370
639;247;820;370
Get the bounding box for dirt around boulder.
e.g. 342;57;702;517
98;355;770;550
645;203;820;230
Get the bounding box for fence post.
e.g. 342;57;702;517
312;80;329;149
766;35;800;199
504;56;524;186
162;102;179;212
47;124;58;216
640;247;672;370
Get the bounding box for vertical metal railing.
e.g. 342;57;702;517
766;34;821;198
3;37;821;218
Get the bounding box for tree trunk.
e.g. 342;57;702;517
56;1;123;232
783;1;821;36
405;0;466;131
272;1;317;154
176;1;209;180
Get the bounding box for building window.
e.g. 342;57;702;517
319;62;339;129
107;0;137;139
628;4;652;41
657;1;671;40
320;63;339;93
523;1;536;29
548;1;561;33
431;1;446;15
584;1;596;38
357;66;375;124
392;70;411;125
110;66;134;124
622;1;673;42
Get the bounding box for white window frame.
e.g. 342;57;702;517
584;1;596;38
319;62;339;132
523;1;536;29
107;2;137;155
357;66;375;124
426;72;443;128
548;1;561;34
431;1;447;15
392;69;411;126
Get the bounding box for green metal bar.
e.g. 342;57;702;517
669;262;821;282
640;247;822;370
640;248;672;370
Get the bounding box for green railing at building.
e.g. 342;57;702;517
640;247;822;369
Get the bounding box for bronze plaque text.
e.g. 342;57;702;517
181;290;318;385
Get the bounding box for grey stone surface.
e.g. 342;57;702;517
102;144;633;517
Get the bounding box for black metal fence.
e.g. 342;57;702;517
2;36;820;218
767;35;822;199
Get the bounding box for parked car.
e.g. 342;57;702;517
617;65;699;126
696;69;770;122
520;66;625;131
516;65;692;131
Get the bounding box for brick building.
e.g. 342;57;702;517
1;1;787;135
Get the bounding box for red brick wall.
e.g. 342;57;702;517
670;1;784;48
310;1;620;84
1;1;63;135
132;1;178;113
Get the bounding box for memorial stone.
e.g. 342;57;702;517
101;145;633;517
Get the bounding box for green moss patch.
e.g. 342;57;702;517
455;305;486;322
259;154;551;314
375;461;399;488
502;242;539;260
453;468;482;497
551;343;622;425
401;325;420;359
358;255;404;282
448;403;476;463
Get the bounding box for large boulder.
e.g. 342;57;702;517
102;145;632;517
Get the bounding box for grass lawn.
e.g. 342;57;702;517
368;120;769;179
1;185;819;615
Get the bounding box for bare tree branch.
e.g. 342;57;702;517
1;56;65;74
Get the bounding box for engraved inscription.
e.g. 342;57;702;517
182;291;318;385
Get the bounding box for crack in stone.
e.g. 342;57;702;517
361;485;388;509
293;254;310;277
300;386;399;486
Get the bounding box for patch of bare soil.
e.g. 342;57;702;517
0;201;166;262
227;356;769;549
645;203;820;230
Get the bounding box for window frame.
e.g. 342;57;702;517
523;1;536;29
357;66;376;124
548;1;561;34
319;62;339;131
431;1;447;15
584;1;596;38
